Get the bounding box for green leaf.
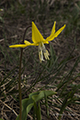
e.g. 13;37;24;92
29;91;40;99
32;90;56;102
32;91;44;102
36;102;41;120
16;90;56;120
44;90;56;97
16;98;34;120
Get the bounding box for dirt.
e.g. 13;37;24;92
0;0;80;120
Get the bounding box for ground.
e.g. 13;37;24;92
0;0;80;120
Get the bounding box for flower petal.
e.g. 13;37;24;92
51;21;56;34
52;24;66;39
9;44;28;48
32;22;45;43
46;21;56;41
24;40;37;46
24;40;32;44
9;40;38;48
46;24;66;42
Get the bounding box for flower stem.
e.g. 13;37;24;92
18;24;31;120
18;48;23;120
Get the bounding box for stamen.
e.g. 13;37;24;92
44;50;49;60
39;50;45;62
38;42;49;62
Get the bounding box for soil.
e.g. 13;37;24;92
0;0;80;120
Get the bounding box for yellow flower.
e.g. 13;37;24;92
9;21;66;62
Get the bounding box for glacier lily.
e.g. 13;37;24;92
9;21;66;62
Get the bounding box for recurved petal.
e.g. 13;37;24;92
51;21;56;35
24;40;32;44
32;22;44;43
9;44;28;48
52;24;66;39
46;24;66;42
24;40;37;46
46;21;56;41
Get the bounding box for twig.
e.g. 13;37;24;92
0;100;18;116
